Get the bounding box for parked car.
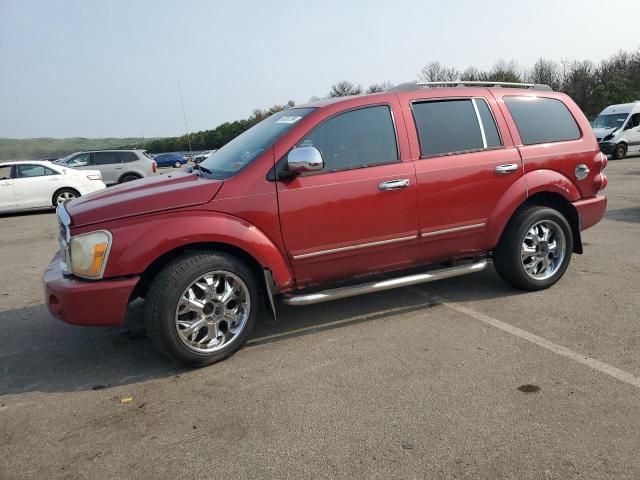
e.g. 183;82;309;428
592;100;640;159
1;161;105;213
44;82;607;367
154;153;188;168
55;150;157;185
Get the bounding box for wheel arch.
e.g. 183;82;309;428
117;171;143;183
131;241;266;301
488;170;583;254
51;186;80;206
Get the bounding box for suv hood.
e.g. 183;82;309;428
67;171;222;227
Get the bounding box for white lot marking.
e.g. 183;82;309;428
440;299;640;390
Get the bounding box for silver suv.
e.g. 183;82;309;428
55;150;157;185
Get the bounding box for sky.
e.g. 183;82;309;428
1;0;639;139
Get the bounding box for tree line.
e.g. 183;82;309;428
143;48;640;154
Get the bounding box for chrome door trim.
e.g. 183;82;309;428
378;179;410;191
471;98;488;148
292;234;417;260
495;164;519;174
421;222;485;238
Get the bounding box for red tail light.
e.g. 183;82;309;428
596;152;607;192
152;162;157;174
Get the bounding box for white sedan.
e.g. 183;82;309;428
0;161;106;214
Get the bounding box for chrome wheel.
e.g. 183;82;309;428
174;270;250;354
174;161;181;168
56;191;76;204
520;220;566;280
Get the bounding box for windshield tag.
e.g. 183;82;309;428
275;116;303;124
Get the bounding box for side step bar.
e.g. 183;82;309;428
282;259;487;306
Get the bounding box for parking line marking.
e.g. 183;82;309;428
441;300;640;390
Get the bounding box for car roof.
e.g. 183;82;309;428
0;160;57;166
599;102;639;115
297;86;560;109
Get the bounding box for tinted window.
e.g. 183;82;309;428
117;151;138;163
297;105;398;172
628;113;640;128
94;152;120;165
475;98;502;148
504;96;580;145
412;99;484;156
0;165;11;180
16;164;56;178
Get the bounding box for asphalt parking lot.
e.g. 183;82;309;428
1;157;639;480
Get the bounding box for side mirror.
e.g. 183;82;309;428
287;146;324;174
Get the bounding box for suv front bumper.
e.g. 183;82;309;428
44;252;138;326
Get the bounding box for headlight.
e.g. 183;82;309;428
69;230;112;279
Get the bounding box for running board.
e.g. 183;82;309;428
281;259;488;306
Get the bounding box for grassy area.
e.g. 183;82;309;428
0;137;158;161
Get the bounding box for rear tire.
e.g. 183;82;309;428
493;206;573;291
612;143;627;160
52;188;79;207
174;161;182;168
119;174;140;183
144;251;259;366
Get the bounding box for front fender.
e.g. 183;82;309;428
100;211;294;289
487;169;580;247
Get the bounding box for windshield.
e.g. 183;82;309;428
200;108;315;178
592;113;628;129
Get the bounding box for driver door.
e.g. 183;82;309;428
626;113;640;153
277;103;419;287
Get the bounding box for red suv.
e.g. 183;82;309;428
44;82;607;366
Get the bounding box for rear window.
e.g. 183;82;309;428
117;151;138;163
503;96;580;145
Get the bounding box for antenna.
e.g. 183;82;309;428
177;82;192;155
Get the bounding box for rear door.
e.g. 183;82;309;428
0;164;17;211
93;152;121;184
398;90;524;263
276;101;419;287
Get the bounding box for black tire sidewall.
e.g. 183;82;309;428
508;208;573;289
52;188;78;206
613;144;626;160
147;252;258;366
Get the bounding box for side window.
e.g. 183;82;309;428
44;167;58;176
16;164;48;178
0;165;11;180
627;113;640;128
503;96;580;145
67;153;91;167
297;105;398;172
94;152;119;165
412;99;485;156
117;151;138;163
474;98;502;148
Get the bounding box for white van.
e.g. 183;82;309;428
592;101;640;159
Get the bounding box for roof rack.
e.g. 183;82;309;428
390;81;553;92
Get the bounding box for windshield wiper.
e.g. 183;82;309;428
192;162;214;178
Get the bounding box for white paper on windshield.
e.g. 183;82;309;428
275;116;303;124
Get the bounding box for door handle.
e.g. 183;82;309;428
378;179;410;191
495;164;519;174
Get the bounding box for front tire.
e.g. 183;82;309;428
612;143;627;160
119;174;140;183
145;251;259;366
174;161;182;168
52;188;79;206
493;206;573;291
